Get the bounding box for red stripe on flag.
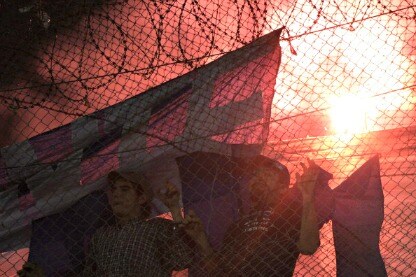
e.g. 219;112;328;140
80;139;120;186
147;96;189;150
209;53;275;109
209;39;281;144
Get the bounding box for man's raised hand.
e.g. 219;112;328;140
295;158;320;201
181;210;213;256
155;181;180;210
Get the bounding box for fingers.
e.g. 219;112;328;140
300;161;307;172
300;158;317;172
308;159;319;173
296;159;319;185
181;209;203;229
300;159;318;174
295;172;300;182
296;158;320;196
155;181;178;199
165;181;178;196
182;212;191;225
184;210;200;223
165;181;176;191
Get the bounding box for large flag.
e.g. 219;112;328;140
332;155;387;277
0;27;283;274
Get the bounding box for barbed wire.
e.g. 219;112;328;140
0;1;414;115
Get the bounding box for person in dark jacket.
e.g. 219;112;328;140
181;158;321;276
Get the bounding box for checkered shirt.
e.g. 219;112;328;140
83;217;193;277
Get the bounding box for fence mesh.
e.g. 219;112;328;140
0;0;415;276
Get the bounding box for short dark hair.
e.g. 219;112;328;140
253;158;290;187
107;170;153;218
108;171;154;196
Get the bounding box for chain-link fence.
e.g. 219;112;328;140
0;0;415;276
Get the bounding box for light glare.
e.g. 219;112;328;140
329;94;375;134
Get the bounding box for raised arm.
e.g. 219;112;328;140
156;181;214;258
295;158;320;255
155;182;198;270
181;210;214;257
180;210;221;272
157;181;226;273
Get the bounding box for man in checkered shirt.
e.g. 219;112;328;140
83;171;194;276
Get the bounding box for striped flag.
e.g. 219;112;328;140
0;28;283;275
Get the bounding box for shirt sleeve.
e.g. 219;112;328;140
155;218;194;271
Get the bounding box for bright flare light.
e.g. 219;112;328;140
329;94;377;134
268;2;415;138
